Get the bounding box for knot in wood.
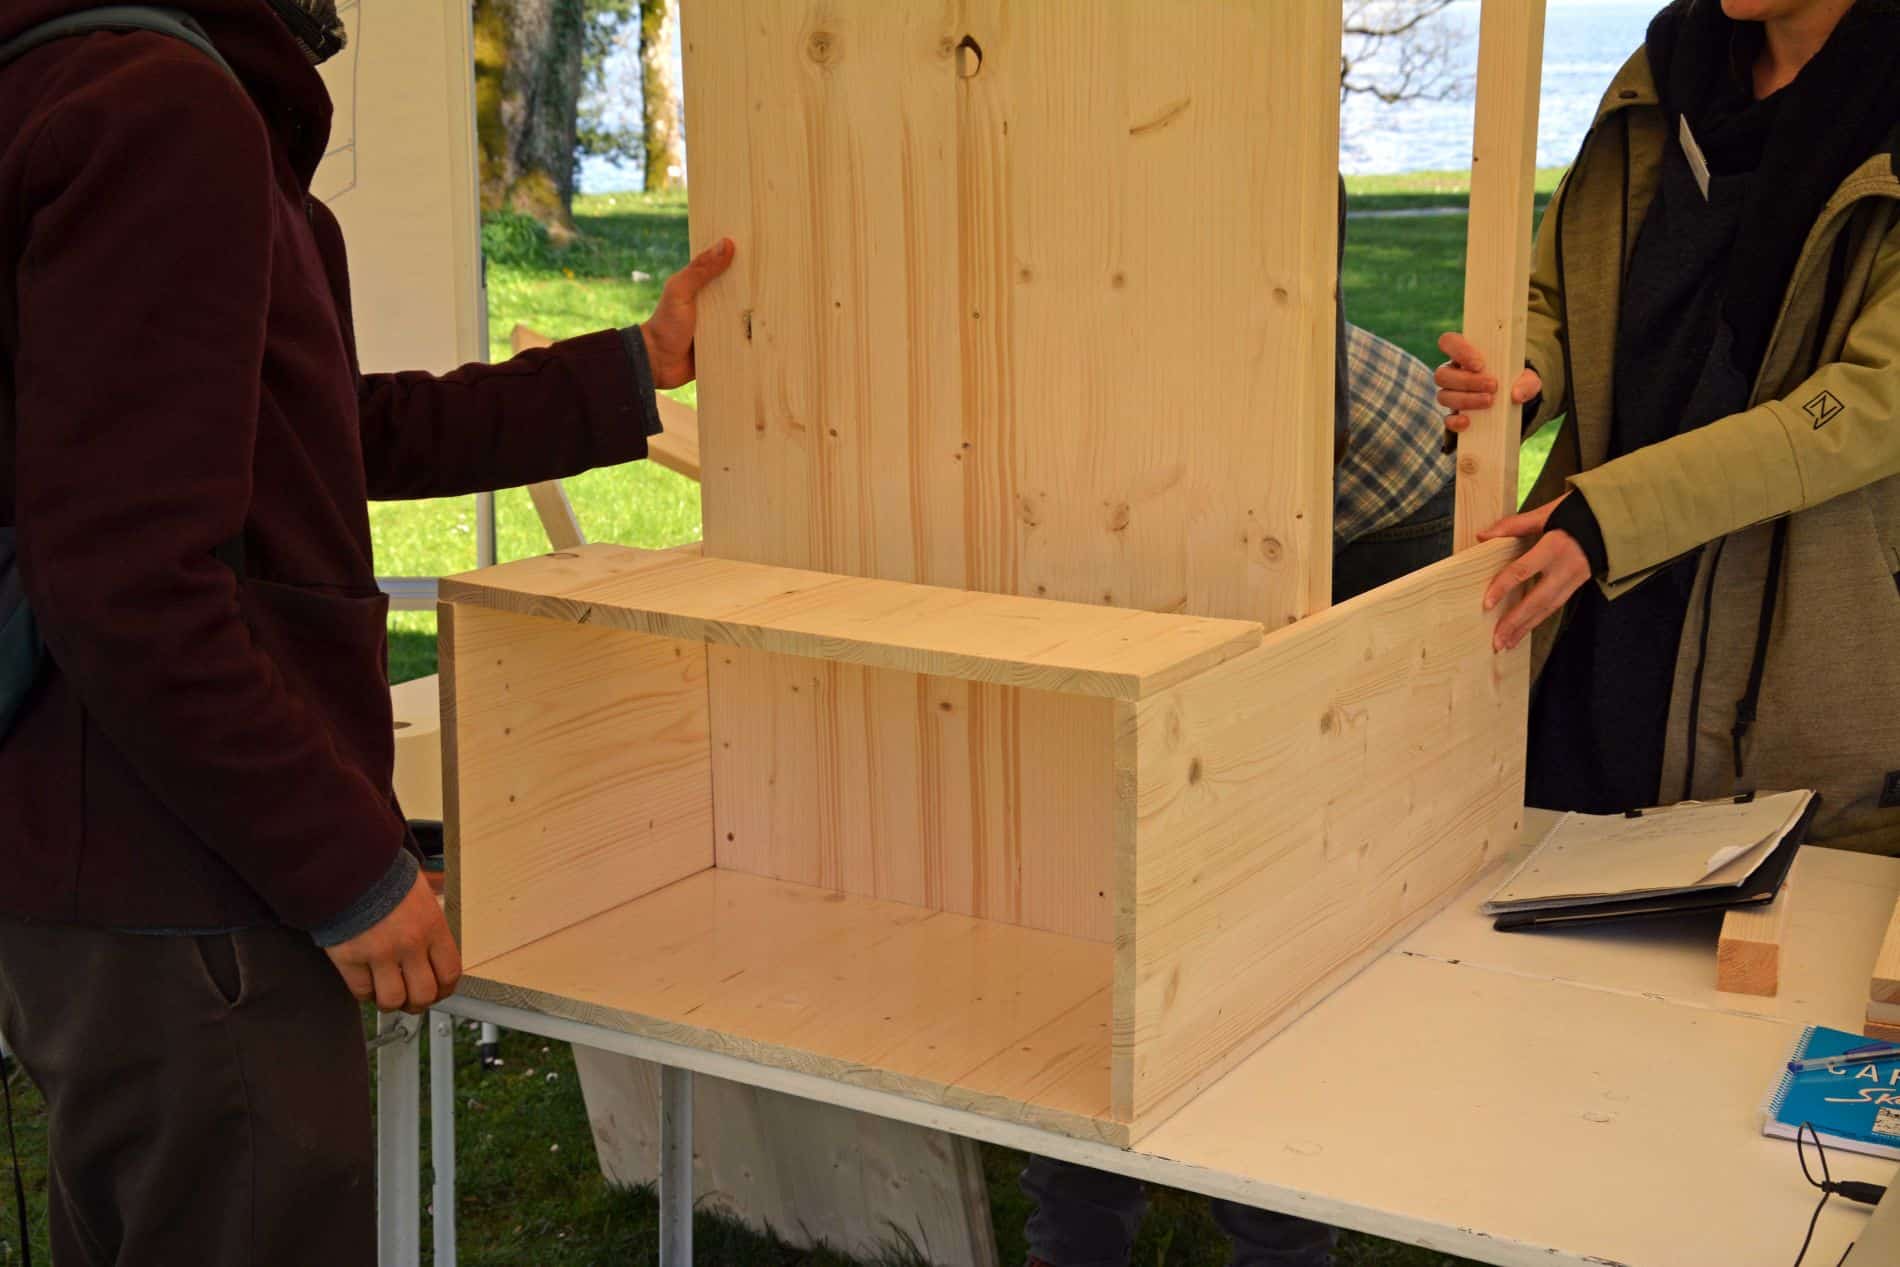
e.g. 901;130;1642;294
1259;536;1284;562
806;29;838;64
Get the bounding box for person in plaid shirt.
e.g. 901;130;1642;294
1332;322;1459;601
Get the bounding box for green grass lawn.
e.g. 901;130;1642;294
1;173;1551;1267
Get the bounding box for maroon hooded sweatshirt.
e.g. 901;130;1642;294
0;0;656;936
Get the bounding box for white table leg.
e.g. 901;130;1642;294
375;1012;423;1267
430;1011;458;1267
660;1065;693;1267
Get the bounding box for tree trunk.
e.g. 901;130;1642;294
474;0;586;237
639;0;683;192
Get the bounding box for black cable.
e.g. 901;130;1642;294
1791;1121;1889;1267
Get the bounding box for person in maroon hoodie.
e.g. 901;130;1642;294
0;1;732;1260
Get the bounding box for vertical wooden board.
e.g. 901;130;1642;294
444;605;716;966
707;649;1115;943
1118;541;1530;1130
682;0;1339;624
1454;0;1548;544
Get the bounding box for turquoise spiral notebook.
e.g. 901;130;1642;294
1763;1025;1900;1160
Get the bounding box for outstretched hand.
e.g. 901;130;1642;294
640;237;736;390
1477;494;1591;653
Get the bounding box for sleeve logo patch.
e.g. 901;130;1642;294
1804;390;1845;429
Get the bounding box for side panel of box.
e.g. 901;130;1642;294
442;603;716;967
1117;542;1529;1132
707;648;1118;944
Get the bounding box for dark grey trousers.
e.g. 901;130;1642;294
1021;480;1454;1267
0;919;374;1266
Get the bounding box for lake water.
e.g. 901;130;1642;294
1342;0;1657;174
579;0;1660;194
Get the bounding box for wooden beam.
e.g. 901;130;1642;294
440;544;1264;701
1453;0;1548;548
1716;883;1794;998
1116;539;1530;1131
513;323;703;484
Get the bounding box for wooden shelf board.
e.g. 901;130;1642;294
462;867;1123;1145
441;544;1261;701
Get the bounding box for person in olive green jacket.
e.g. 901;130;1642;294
1438;0;1900;853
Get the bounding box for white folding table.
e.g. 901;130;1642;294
378;813;1900;1267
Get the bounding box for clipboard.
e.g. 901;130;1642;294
1492;794;1819;932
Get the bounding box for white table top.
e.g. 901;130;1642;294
1139;813;1900;1267
439;811;1900;1267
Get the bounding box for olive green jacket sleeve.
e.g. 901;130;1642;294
1569;219;1900;597
1522;173;1571;438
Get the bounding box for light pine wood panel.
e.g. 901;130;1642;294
708;647;1118;944
441;544;1261;701
1117;540;1530;1130
462;869;1124;1145
1453;0;1548;544
571;1051;998;1266
441;604;716;966
681;0;1339;624
1872;893;1900;1005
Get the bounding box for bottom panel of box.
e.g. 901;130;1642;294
461;867;1127;1145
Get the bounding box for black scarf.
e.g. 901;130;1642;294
265;0;346;64
1644;0;1900;379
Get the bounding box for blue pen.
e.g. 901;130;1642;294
1787;1043;1900;1074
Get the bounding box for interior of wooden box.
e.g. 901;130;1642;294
445;598;1126;1139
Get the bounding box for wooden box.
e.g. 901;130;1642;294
442;0;1540;1147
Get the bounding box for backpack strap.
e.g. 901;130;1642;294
0;6;236;80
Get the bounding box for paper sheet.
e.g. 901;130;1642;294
1483;791;1811;912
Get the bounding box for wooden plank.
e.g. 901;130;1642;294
441;603;715;966
462;868;1124;1146
1717;873;1795;997
390;674;444;821
526;481;587;551
1453;0;1548;546
707;648;1118;943
441;544;1263;702
681;0;1339;623
514;323;703;483
570;1052;999;1266
1872;893;1900;1005
1118;540;1530;1131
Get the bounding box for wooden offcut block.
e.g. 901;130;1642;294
1716;882;1794;997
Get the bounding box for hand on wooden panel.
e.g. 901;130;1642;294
1435;331;1541;433
639;237;736;390
1476;493;1590;654
324;869;463;1015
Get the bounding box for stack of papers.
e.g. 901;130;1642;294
1483;790;1814;916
